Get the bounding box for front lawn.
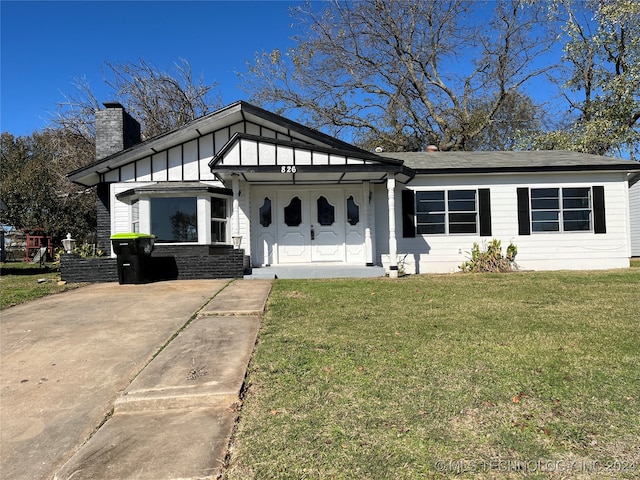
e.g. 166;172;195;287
0;262;82;309
225;269;640;479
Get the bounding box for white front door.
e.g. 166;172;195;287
310;191;345;262
252;187;364;265
277;191;312;263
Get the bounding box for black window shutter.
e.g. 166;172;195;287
517;188;531;235
401;189;415;238
593;186;606;234
478;188;492;236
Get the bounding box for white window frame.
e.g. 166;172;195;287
416;189;478;235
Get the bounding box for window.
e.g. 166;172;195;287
416;190;478;234
530;187;592;232
151;197;197;242
131;200;140;233
448;190;477;234
531;188;560;232
316;196;335;226
562;187;591;231
347;195;360;225
259;197;272;227
284;196;302;227
211;197;227;243
519;186;605;235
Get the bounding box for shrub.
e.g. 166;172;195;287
459;239;517;273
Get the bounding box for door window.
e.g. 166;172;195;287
284;196;302;226
260;197;272;227
316;196;335;226
346;195;360;225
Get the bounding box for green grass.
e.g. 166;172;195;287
0;262;82;309
225;269;640;479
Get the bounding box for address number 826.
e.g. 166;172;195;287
281;165;297;174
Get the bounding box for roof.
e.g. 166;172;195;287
381;150;640;174
68;101;371;186
116;182;232;200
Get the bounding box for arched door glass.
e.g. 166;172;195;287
317;196;335;226
347;195;360;225
284;196;302;226
260;197;272;227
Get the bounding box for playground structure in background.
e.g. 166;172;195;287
24;230;54;263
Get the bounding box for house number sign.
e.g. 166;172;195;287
281;165;297;174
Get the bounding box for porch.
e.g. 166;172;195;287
245;263;386;279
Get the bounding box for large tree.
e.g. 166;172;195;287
1;59;221;245
520;0;640;158
243;0;554;151
0;132;95;242
53;58;221;142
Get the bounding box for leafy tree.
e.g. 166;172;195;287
2;58;221;246
520;0;640;158
242;0;555;151
0;132;95;243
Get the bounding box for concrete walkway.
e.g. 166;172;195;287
1;279;272;480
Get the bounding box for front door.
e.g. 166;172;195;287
310;191;345;262
275;190;346;263
252;187;364;265
278;191;312;263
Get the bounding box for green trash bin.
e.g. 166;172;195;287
110;233;155;284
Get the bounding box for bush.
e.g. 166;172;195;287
459;239;517;273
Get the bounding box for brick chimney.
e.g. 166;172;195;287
95;102;141;160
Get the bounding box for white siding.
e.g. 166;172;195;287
375;172;632;273
152;152;168;181
630;180;640;257
183;140;199;180
109;182;154;256
168;146;182;181
199;134;216;181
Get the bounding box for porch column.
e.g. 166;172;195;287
363;181;373;265
232;175;240;242
387;174;398;278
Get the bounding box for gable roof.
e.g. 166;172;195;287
382;150;640;175
209;132;414;184
68;101;371;186
68;100;640;187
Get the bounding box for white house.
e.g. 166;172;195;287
630;177;640;257
68;101;640;278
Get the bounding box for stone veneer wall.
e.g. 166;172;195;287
60;247;247;283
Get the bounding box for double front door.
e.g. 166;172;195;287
254;188;365;265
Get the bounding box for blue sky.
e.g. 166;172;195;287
1;0;300;136
2;0;566;138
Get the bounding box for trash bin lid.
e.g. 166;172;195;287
110;233;155;240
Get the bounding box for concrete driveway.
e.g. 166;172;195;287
1;280;229;480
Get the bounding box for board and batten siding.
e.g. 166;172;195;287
101;120;301;183
630;180;640;257
375;171;631;273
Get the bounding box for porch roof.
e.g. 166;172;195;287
116;182;232;200
209;133;415;185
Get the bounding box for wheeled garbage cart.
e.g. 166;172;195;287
110;233;155;284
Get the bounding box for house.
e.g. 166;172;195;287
66;101;640;280
630;177;640;257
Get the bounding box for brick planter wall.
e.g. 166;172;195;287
60;254;118;283
60;247;247;283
